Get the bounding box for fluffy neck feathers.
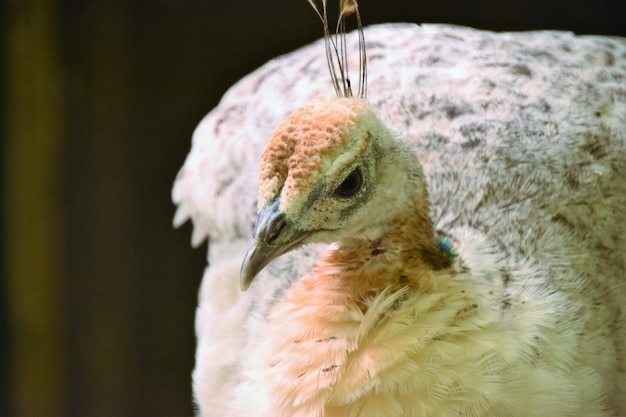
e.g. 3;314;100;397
316;204;446;300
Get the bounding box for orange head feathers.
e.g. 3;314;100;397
258;96;373;219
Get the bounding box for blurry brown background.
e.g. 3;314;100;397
1;0;624;416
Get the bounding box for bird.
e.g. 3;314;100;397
172;4;626;416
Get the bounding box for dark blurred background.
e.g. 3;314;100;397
1;0;624;416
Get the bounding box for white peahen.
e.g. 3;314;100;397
173;17;626;417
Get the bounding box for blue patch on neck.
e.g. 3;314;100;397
437;237;458;268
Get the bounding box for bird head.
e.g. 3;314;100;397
240;95;432;290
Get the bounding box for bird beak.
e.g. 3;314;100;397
240;200;309;291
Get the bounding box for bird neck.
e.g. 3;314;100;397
315;201;447;299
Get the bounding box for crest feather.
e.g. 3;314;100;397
305;0;367;98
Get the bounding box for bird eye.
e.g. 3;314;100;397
334;168;363;198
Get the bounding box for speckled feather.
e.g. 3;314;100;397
173;24;626;417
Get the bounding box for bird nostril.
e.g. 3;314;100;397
267;216;287;245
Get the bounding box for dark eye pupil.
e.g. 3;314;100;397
334;168;363;198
